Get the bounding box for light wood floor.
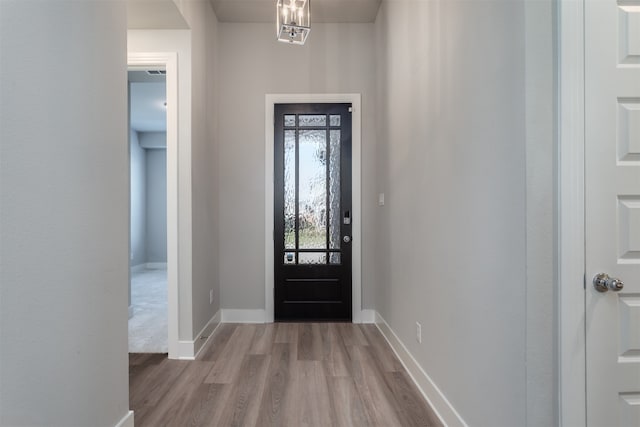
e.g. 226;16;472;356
130;323;443;426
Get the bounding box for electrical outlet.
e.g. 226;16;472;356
416;322;422;344
378;193;385;206
209;289;214;304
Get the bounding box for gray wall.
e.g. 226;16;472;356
130;131;167;266
145;148;168;263
0;1;130;425
524;0;557;425
130;129;147;267
174;0;222;339
217;22;377;310
139;131;167;149
373;0;556;426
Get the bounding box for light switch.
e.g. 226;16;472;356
378;193;385;206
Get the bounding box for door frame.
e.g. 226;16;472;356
265;94;362;323
558;0;587;425
128;52;180;358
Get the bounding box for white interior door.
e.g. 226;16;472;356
586;0;640;424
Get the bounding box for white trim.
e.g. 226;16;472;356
128;52;180;360
557;0;586;425
221;309;267;323
130;262;167;271
264;93;363;323
177;310;221;360
374;311;467;427
360;309;376;324
114;411;134;427
145;262;167;269
130;264;146;273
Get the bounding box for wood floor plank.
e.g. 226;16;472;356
327;376;372;427
205;324;256;384
256;343;296;427
198;323;237;362
385;370;443;427
216;354;270;426
130;323;442;427
336;322;369;347
322;323;352;377
186;383;230;427
274;322;298;344
140;361;216;426
297;323;323;361
129;353;166;385
359;324;404;372
349;344;405;427
130;358;190;409
129;352;166;366
293;360;337;427
249;323;275;355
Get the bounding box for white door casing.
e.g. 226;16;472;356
585;0;640;424
128;52;180;359
265;94;362;323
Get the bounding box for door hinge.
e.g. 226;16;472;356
348;107;353;113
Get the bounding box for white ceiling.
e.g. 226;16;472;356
209;0;382;23
129;80;167;133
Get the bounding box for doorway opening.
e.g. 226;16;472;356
128;69;168;352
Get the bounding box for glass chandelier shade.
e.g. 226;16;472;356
276;0;310;45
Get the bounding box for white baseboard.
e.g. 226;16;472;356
114;410;134;427
359;309;376;323
145;262;167;269
130;262;167;272
177;310;221;360
374;311;468;427
218;308;371;324
221;309;266;323
130;264;146;273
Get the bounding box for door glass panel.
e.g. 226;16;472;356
299;252;327;264
299;115;326;127
329;129;341;249
298;130;327;249
329;252;341;264
284;252;296;264
330;115;341;127
284;130;296;249
284;115;296;127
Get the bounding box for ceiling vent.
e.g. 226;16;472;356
146;70;166;75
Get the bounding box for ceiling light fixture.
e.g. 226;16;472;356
276;0;310;45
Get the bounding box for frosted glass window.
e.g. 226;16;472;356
329;252;341;265
329;130;341;249
284;252;296;264
284;115;296;127
299;115;326;127
330;115;341;127
298;130;327;249
284;130;296;249
299;252;327;264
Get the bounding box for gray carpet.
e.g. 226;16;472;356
128;267;168;353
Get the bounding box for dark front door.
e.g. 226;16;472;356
274;103;352;321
